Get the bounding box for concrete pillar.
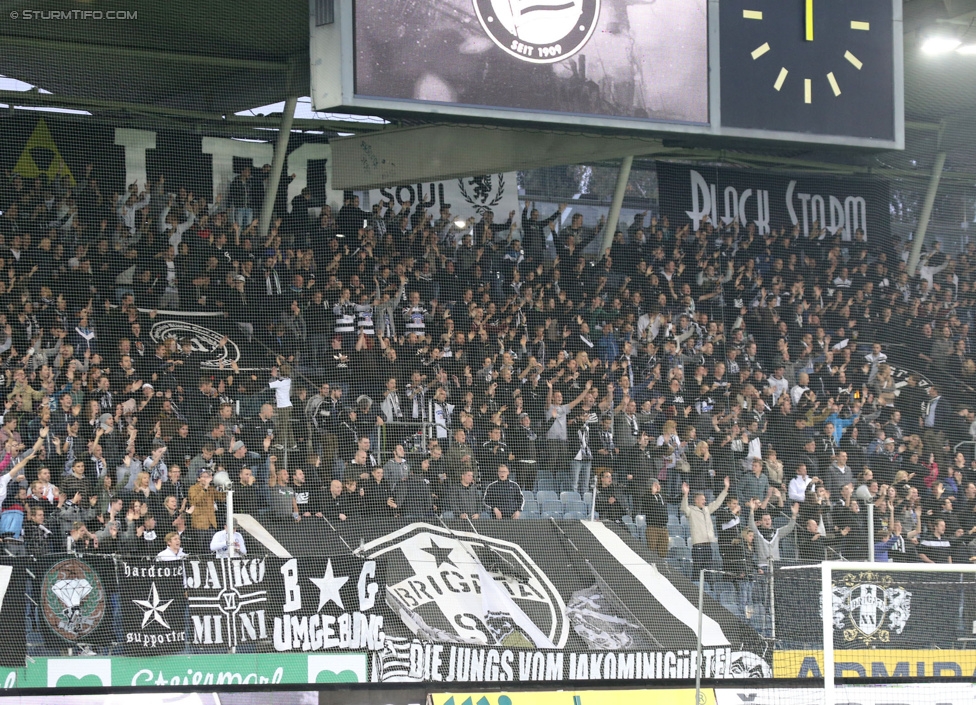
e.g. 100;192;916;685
258;95;299;239
601;154;634;256
907;151;946;276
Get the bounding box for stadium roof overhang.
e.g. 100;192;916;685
1;0;976;181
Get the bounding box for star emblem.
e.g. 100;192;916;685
132;582;173;629
421;537;457;568
308;559;349;611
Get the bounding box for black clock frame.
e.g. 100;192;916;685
718;0;896;141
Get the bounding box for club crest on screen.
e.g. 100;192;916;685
473;0;600;64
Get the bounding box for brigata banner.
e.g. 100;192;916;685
655;162;890;241
774;650;976;680
267;520;770;684
0;652;367;689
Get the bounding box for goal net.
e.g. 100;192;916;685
770;561;976;702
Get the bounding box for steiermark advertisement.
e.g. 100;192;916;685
0;653;367;689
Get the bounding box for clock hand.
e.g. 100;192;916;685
805;0;814;41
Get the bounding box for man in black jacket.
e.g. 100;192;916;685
594;469;626;522
394;465;435;519
484;464;523;519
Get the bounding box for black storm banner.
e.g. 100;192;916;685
656;162;890;242
117;556;187;654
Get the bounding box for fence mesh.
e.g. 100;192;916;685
1;10;976;692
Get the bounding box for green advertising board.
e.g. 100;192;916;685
0;652;367;689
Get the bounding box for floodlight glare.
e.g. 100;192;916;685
922;36;962;54
956;43;976;55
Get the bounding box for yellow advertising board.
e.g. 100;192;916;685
429;689;714;705
774;650;976;679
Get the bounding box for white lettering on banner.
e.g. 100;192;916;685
114;129;155;192
687;169;871;241
272;611;384;652
272;559;384;652
368;174;521;226
380;643;768;682
185;558;268;647
686;170;770;235
786;179;868;241
130;666;285;687
115;130;343;211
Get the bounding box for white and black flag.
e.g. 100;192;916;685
117;556;186;654
0;558;25;666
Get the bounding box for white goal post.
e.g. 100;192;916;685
820;561;976;702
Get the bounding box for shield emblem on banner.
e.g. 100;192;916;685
833;572;912;645
361;523;569;648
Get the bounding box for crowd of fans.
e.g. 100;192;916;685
1;162;976;586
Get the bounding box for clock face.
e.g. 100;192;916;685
720;0;895;141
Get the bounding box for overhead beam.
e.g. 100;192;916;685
902;0;976;34
329;124;665;189
0;91;386;135
0;35;291;72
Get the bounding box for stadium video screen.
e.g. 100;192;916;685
352;0;709;124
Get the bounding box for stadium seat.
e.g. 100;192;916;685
524;511;542;520
537;490;559;504
628;523;642;540
563;511;584;520
634;514;647;532
441;511;455;520
773;515;789;529
717;580;736;604
720;596;743;618
564;500;587;515
622;514;634;525
523;490;535;502
560;491;582;504
523;499;539;514
542;511;563;520
669;536;686;550
541;500;563;515
582;492;593;506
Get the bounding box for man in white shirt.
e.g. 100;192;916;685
156;532;186;561
790;372;811;406
767;365;789;406
269;363;295;450
788;463;814;503
209;520;247;558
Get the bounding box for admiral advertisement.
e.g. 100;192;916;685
774;567;965;653
353;0;708;125
656;162;891;242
